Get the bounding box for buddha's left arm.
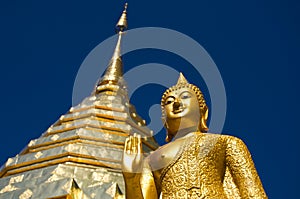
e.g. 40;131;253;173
226;136;268;199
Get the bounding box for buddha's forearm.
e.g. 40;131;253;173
123;173;144;199
125;181;144;199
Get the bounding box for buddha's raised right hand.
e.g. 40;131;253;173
122;133;143;177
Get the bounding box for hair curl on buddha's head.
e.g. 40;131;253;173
161;73;209;142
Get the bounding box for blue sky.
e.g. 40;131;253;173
0;1;299;198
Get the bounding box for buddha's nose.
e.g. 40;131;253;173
173;99;181;109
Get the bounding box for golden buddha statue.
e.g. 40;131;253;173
122;73;267;199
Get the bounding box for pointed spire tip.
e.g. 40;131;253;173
96;3;128;90
176;72;189;85
124;3;128;12
116;3;128;32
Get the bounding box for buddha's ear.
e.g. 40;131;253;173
161;116;169;129
162;117;173;142
200;107;209;132
165;134;173;143
204;106;209;120
165;131;175;142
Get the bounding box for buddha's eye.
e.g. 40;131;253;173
165;97;174;105
180;92;191;99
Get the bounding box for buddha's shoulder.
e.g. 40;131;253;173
200;132;245;144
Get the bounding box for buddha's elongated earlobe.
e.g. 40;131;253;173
161;117;169;129
200;116;209;132
162;117;173;142
200;107;209;132
165;133;174;142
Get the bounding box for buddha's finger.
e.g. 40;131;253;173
124;138;131;154
133;133;138;153
127;136;133;153
137;134;142;153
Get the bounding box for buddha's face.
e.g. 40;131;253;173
163;87;201;135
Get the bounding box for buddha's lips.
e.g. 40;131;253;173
173;108;184;114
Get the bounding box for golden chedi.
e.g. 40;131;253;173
122;73;267;199
0;4;159;198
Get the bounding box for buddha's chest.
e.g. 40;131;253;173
149;139;185;171
150;135;226;168
150;135;227;184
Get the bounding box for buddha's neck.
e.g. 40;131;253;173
173;126;199;141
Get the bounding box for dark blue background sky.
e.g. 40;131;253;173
0;0;299;198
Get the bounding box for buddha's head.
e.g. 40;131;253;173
161;73;209;142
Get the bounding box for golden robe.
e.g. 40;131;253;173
147;133;267;199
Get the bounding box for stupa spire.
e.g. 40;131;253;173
96;3;128;90
0;3;159;198
176;72;189;86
